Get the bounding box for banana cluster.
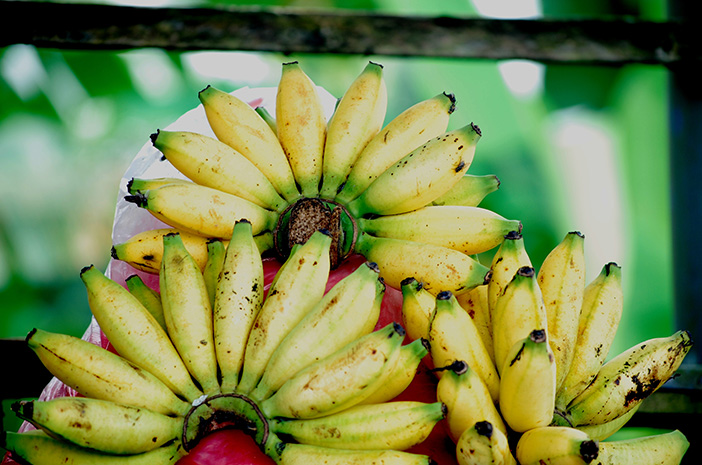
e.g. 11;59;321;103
111;60;519;296
2;223;445;464
401;230;693;464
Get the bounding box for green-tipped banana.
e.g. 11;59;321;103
431;174;500;207
455;421;517;465
575;405;639;441
203;238;226;308
125;274;166;330
516;426;599;465
127;176;193;193
487;230;532;316
596;429;689;465
400;277;437;343
255;105;277;134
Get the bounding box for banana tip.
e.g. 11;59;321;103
25;328;38;344
437;290;452;301
474;420;493;438
149;130;160;146
580;439;599;463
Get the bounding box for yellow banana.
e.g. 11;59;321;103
596;429;689;465
251;261;384;400
400;277;437;342
80;264;202;401
276;61;327;198
270;401;445;451
213;220;265;392
556;262;623;411
355;233;491;296
487;230;532;318
150;129;288;212
358;206;521;256
203;238;226;308
429;291;500;402
515;426;600;465
498;329;556;433
436;360;506;443
198;85;300;202
455;420;517;465
575;404;639;441
237;230;332;393
12;397;182;455
335;91;455;205
456;284;494;365
25;329;190;417
125;274;166;330
346;123;481;217
320;61;387;199
431;174;501;207
160;232;220;396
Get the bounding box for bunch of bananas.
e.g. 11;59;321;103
401;230;693;464
2;222;446;464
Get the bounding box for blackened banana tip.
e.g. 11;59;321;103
391;322;406;337
505;230;522;240
365;261;380;273
110;246;118;260
79;265;93;276
580;439;599;463
437;290;452;301
444;92;457;114
149;130;160;145
400;276;417;287
475;420;493;438
517;266;535;278
25;328;37;343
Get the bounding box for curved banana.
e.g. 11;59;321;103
125;274;166;330
160;232;220;396
430;174;500;207
150;129;288;212
335;91;455;205
429;291;500;402
267;438;433;465
270;401;444;451
237;230;332;393
259;322;405;419
276;61;327;198
80;264;203;401
487;230;532;318
12;397;182;455
400;277;437;342
575;404;639;441
455;421;516;465
346;123;481;217
556;262;623;411
26;329;190;417
515;426;599;465
358;206;521;256
198;85;300;202
320;61;387;199
355;233;491;296
596;429;689;465
456;284;494;365
498;329;556;433
203;238;226;308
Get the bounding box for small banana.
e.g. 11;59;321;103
125;274;166;330
556;262;623;411
491;266;548;375
319;61;387;199
12;397;183;455
123;182;278;239
498;329;556;433
400;277;437;342
203;238;226;308
160;232;220;396
213;220;265;392
80;264;203;401
237;230;332;393
455;421;517;465
430;174;501;207
355;233;491;296
358;206;521;256
515;426;600;465
259;322;405;419
429;291;500;402
198;85;300;202
575;404;639;441
276;61;327;198
26;329;190;417
596;429;689;465
456;284;494;365
270;401;445;451
151;129;288;212
346;123;481;217
436;360;506;443
487;230;532;317
127;176;193;193
335;91;455;205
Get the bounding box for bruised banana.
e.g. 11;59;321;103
515;426;599;465
455;421;516;465
125;274;166;330
596;429;689;465
430;174;500;207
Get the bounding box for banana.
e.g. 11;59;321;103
491;266;548;376
26;329;190;417
319;61;387;199
267;438;434;465
1;430;186;465
436;360;506;443
556;262;623;411
430;174;501;207
276;61;327;197
150;129;288;212
127;176;193;193
251;261;384;400
198;85;300;202
575;404;639;441
429;291;500;402
270;401;444;451
80;264;203;401
562;330;692;427
487;230;532;318
213;220;265;392
596;429;689;465
125;274;166;330
515;426;600;465
456;284;494;365
355;233;491;296
203;238;226;308
400;277;437;342
123;182;278;239
358;206;521;256
455;420;517;465
12;397;183;455
498;329;556;433
237;230;332;393
537;231;586;390
346;122;481;217
334;91;455;205
159;232;220;396
259;322;405;419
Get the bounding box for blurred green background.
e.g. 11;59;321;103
0;0;677;442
